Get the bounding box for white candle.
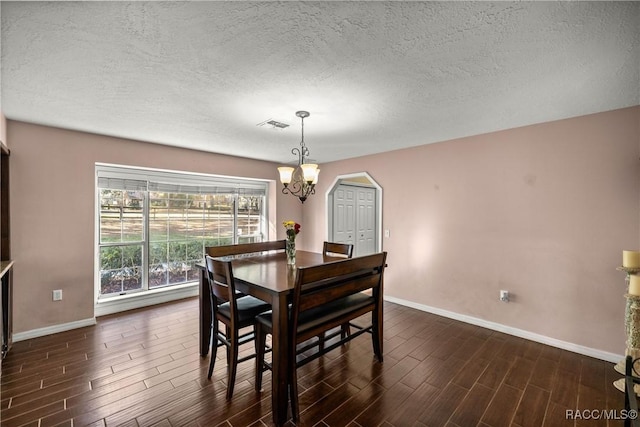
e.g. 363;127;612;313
623;250;640;268
630;274;640;295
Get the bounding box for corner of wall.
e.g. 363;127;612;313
0;111;7;146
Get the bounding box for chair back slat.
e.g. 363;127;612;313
205;255;236;307
206;240;286;258
299;253;384;283
297;274;381;312
323;241;354;259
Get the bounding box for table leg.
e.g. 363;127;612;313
271;293;290;426
199;267;211;357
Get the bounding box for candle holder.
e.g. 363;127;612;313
615;267;640;375
614;294;640;394
626;294;640;348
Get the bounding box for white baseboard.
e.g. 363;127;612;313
14;283;199;342
14;289;619;363
13;317;97;343
384;295;623;363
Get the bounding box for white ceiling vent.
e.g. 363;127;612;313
256;119;289;129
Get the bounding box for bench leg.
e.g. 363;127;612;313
372;308;383;362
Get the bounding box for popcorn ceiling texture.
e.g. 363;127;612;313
1;1;638;163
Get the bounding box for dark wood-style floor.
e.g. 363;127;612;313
0;297;625;427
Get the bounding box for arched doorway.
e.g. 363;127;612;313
326;172;382;256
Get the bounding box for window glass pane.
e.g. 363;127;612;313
123;267;143;292
186;261;199;282
238;196;263;243
97;166;266;298
149;263;168;287
99;189;144;243
149;242;168;265
168;196;188;239
99;244;142;295
204;195;234;241
100;245;122;271
99;189;123;243
122;218;143;242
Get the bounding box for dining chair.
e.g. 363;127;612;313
322;241;354;259
205;255;271;400
205;240;286;296
321;241;354;347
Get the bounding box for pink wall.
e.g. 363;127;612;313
304;106;640;355
7;107;640;356
7;121;302;333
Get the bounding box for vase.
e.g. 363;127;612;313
286;238;296;265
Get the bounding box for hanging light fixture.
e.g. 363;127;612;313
277;111;319;203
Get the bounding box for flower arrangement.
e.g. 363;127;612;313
283;221;301;264
283;220;301;239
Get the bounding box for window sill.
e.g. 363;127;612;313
95;282;199;317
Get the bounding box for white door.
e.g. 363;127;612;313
332;184;376;256
332;185;356;246
356;187;376;256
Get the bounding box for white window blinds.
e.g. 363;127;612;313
96;164;268;195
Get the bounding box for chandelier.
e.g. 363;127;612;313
277;111;320;203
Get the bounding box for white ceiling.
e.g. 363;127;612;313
1;1;638;164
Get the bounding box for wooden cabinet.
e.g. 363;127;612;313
1;261;12;358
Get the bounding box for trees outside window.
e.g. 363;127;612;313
97;165;266;298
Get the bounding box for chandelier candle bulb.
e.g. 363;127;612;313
278;167;294;185
623;250;640;268
301;163;318;183
630;275;640;296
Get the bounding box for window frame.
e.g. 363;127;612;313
94;163;269;305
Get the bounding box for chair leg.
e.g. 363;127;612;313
289;362;300;422
225;324;232;368
255;323;267;391
318;333;325;352
208;319;219;379
227;328;239;400
340;322;351;339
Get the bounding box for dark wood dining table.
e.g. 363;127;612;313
197;250;340;426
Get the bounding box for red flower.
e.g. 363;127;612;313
294;223;301;234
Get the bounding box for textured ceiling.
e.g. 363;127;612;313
1;1;639;164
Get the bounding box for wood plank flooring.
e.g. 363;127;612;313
0;297;625;426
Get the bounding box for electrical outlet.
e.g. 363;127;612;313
500;290;509;303
384;229;390;238
53;289;62;301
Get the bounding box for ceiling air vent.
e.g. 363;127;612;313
256;119;290;129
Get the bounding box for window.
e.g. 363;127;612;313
96;164;267;299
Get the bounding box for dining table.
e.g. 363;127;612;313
197;249;341;426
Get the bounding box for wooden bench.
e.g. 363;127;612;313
254;251;388;421
205;240;286;258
